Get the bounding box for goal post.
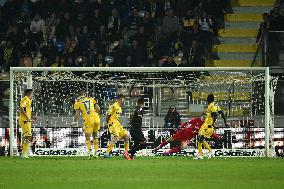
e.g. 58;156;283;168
9;67;276;157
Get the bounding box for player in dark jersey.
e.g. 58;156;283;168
128;98;147;159
153;116;222;155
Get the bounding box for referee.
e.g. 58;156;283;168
129;98;147;159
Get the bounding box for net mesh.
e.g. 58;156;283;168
7;69;280;156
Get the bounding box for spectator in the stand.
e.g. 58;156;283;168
97;54;108;67
0;39;18;71
74;26;82;41
182;10;195;30
16;10;30;31
63;39;80;66
86;40;99;67
156;0;176;22
41;40;58;67
30;13;46;45
198;11;214;50
108;8;123;42
162;9;180;41
96;25;109;55
88;9;104;34
147;0;157;18
55;12;74;42
134;26;148;50
193;2;204;19
113;39;128;67
269;7;282;31
256;13;270;42
188;39;205;67
164;105;181;129
155;26;169;57
146;40;157;66
123;7;142;40
206;0;226;29
129;39;147;66
45;13;60;40
18;26;37;57
268;8;282;66
6;24;20;45
141;11;155;37
78;25;91;52
74;13;87;31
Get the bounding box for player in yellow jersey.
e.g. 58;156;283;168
104;94;131;160
19;89;37;158
195;93;228;159
73;90;101;160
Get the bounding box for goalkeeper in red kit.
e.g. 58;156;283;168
152;116;222;155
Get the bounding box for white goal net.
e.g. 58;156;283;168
8;67;278;157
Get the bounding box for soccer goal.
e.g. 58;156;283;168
9;67;278;157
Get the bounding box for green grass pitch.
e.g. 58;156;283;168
0;156;284;189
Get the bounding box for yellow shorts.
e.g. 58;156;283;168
108;119;127;139
83;115;100;134
198;122;214;138
19;119;32;137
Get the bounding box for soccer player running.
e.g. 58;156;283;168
104;94;131;160
19;89;37;158
152;116;222;155
73;90;101;160
128;98;147;159
196;93;228;159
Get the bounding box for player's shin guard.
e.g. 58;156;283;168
203;141;212;153
86;140;92;152
197;141;203;156
106;142;115;154
93;138;99;152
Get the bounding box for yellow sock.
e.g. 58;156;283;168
197;141;203;156
22;140;30;156
93;138;99;151
203;141;212;153
124;141;129;152
106;142;115;154
86;140;92;152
